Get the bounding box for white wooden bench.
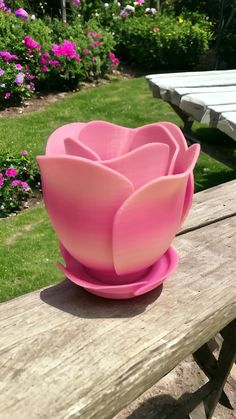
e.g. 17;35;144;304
0;180;236;419
147;70;236;141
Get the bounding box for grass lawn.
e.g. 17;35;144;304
0;76;236;302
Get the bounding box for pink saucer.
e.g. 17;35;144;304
58;246;179;299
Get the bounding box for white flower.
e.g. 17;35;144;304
95;12;99;16
151;8;157;14
104;2;109;8
31;14;36;20
145;7;150;12
0;205;4;210
125;5;135;11
117;1;121;6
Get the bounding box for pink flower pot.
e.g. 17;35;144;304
37;121;200;299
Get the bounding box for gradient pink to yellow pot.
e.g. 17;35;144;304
37;121;200;299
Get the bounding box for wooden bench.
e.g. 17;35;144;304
0;180;236;419
147;70;236;141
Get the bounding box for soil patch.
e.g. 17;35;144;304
0;70;133;118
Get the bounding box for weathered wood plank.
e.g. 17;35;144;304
201;104;236;125
146;70;236;81
181;180;236;233
0;214;235;419
172;86;236;106
148;74;236;101
180;92;236;122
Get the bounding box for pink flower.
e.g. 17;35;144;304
109;52;120;65
92;57;97;62
21;181;30;190
47;60;60;67
21;150;28;155
11;180;21;187
15;8;29;20
88;32;103;39
0;68;4;76
137;0;144;3
0;173;4;187
15;64;22;70
24;36;41;50
153;26;159;33
5;167;17;178
91;41;102;47
4;92;11;100
72;0;80;5
52;40;80;61
0;51;18;62
40;52;50;65
83;49;90;55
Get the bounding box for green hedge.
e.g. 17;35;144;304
114;14;212;71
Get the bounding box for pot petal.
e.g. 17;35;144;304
174;143;200;223
64;137;100;160
46;122;86;155
37;155;134;271
113;174;188;275
130;123;179;174
78;120;133;159
103;143;169;190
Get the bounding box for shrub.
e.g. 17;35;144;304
0;8;118;105
114;14;212;71
0;150;40;217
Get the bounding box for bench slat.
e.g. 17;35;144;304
172;86;236;106
0;187;236;418
181;180;236;233
180;92;236;122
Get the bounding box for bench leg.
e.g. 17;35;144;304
191;320;236;419
204;320;236;419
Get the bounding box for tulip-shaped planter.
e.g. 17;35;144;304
37;121;200;299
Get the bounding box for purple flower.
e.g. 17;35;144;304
4;92;11;100
21;181;30;190
0;68;4;76
72;0;80;5
15;64;22;70
15;8;29;20
0;51;19;62
21;150;28;155
14;72;25;85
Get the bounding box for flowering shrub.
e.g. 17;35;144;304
0;150;40;217
0;59;35;106
0;7;118;105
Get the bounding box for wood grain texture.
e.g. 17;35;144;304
0;183;236;419
181;180;236;233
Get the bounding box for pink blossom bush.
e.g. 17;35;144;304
0;151;36;218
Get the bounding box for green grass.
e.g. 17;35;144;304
0;76;236;302
0;206;62;302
